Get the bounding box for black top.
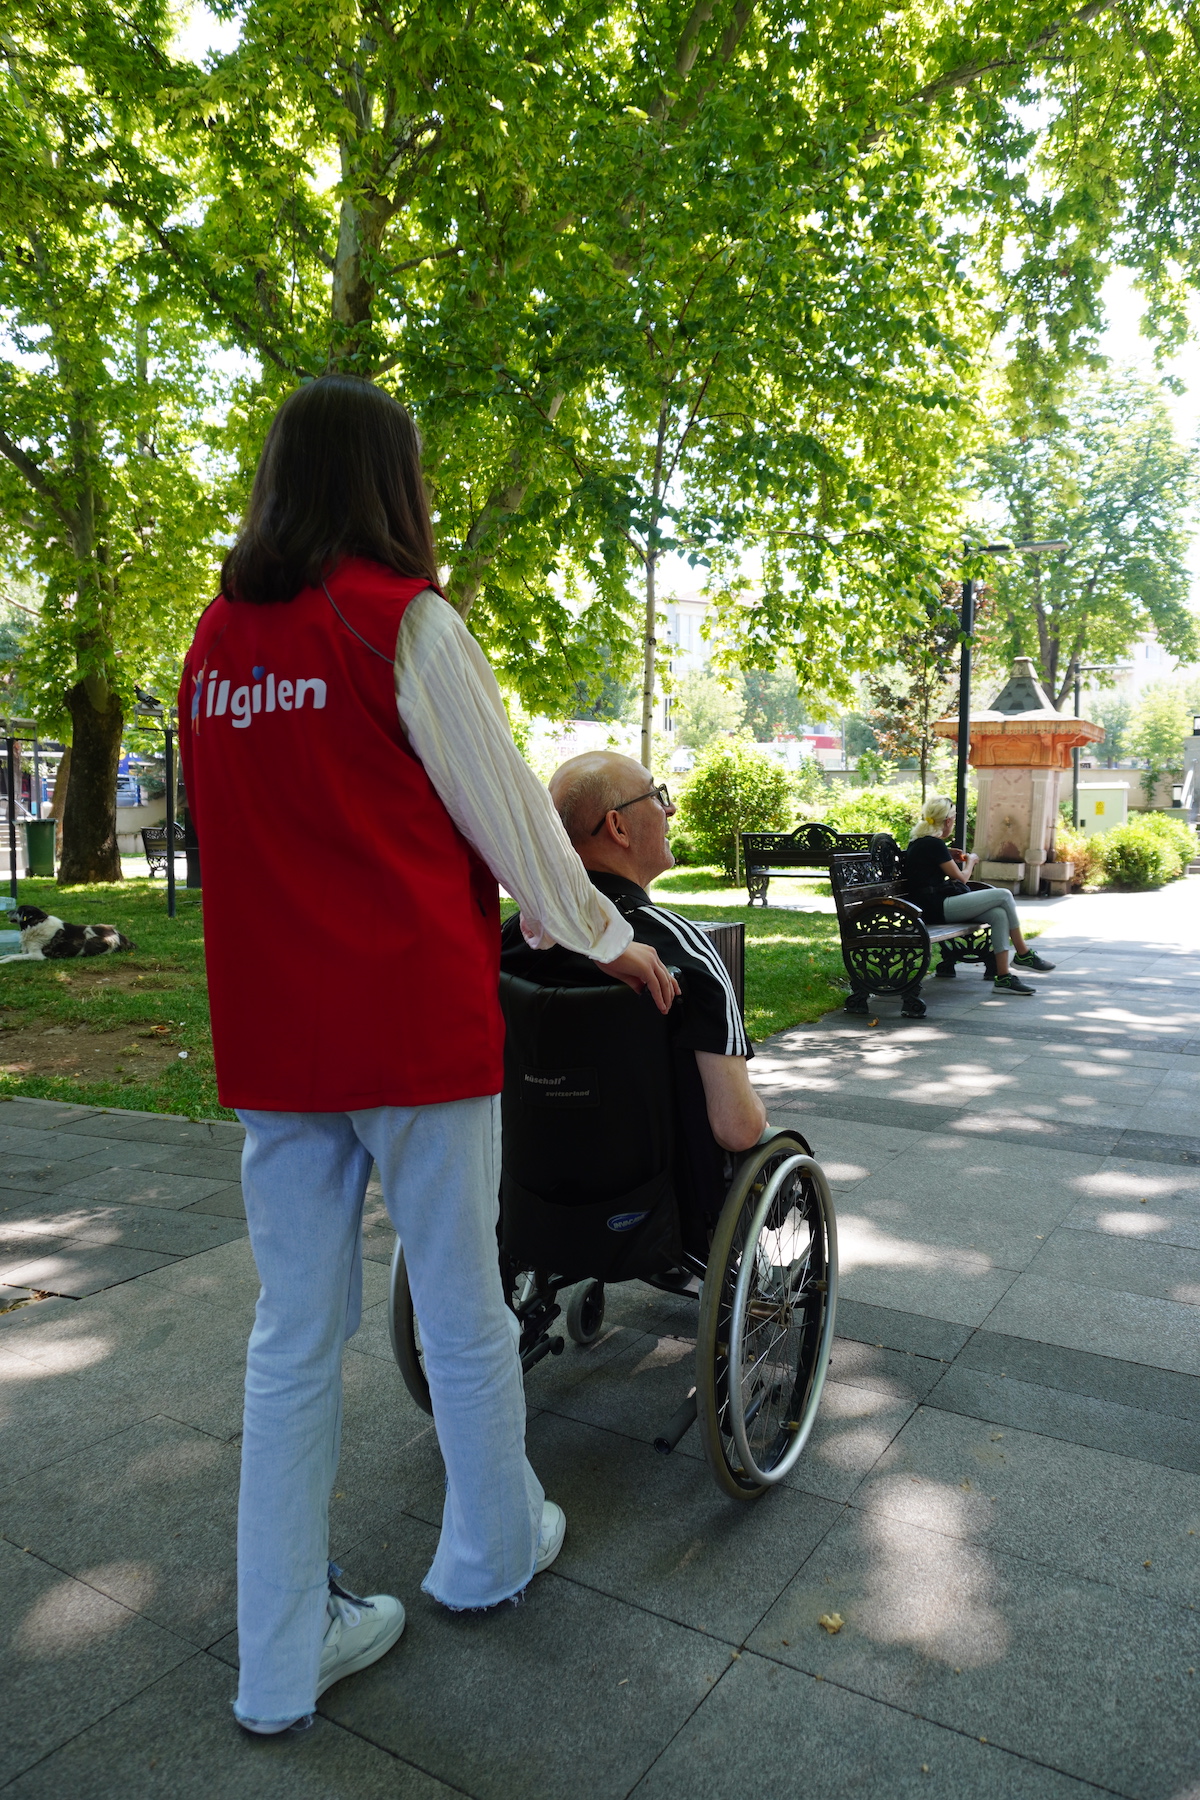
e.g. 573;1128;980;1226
903;834;960;923
499;871;751;1242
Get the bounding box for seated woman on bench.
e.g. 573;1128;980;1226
903;795;1055;997
500;752;768;1249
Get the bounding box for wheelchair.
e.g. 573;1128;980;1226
389;970;839;1500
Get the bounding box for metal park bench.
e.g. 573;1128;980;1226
829;834;993;1019
740;822;874;906
141;821;185;877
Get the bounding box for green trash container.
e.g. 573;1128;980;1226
25;819;56;877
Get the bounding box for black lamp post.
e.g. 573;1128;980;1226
954;538;1068;850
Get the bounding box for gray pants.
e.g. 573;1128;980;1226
942;884;1021;954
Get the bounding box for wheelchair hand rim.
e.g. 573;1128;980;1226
726;1152;838;1486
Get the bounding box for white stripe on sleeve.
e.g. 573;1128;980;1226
637;905;748;1056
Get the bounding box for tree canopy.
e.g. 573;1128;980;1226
3;0;1200;875
979;372;1198;707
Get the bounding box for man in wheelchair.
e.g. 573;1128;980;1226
392;752;838;1501
499;752;767;1257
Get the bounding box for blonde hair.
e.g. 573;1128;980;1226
910;794;954;839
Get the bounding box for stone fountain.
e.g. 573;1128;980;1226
933;658;1104;896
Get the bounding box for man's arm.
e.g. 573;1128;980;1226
694;1051;767;1151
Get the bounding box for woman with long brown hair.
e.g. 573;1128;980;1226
180;374;675;1734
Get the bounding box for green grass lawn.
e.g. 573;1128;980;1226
502;864;848;1043
642;870;846;1041
0;867;847;1122
0;878;225;1119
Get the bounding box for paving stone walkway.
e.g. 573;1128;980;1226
1;878;1198;1799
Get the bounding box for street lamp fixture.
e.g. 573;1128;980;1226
953;538;1070;850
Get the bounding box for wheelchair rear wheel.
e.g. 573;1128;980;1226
696;1132;838;1500
388;1241;433;1415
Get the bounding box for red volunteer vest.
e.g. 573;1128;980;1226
179;559;503;1112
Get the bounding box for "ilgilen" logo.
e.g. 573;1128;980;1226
195;667;328;729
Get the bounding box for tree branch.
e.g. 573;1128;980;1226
0;424;73;530
142;219;315;378
864;0;1121;145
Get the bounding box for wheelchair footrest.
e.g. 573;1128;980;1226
521;1335;564;1375
654;1389;699;1455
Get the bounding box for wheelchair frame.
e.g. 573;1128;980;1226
388;1125;839;1501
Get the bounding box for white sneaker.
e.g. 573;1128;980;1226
534;1501;566;1575
237;1712;316;1738
316;1578;406;1697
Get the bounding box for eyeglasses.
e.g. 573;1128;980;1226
589;784;672;836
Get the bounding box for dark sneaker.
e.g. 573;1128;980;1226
844;996;870;1014
993;973;1036;996
933;962;956;979
1013;949;1055;972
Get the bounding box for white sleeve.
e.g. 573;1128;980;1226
393;592;633;963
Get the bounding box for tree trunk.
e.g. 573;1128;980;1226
58;679;123;884
640;551;657;771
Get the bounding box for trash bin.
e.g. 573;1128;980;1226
24;819;56;877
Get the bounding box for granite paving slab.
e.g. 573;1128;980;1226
524;1410;843;1639
834;1242;1021;1328
0;1415;241;1647
3;882;1200;1796
0;1196;245;1258
632;1650;1106;1800
925;1360;1200;1475
0;1536;193;1788
747;1512;1199;1799
50;1166;236;1209
0;1243;178;1297
984;1273;1200;1376
3;1653;453;1800
953;1327;1200;1421
856;1404;1200;1604
321;1519;732;1800
832;1297;975;1362
1026;1224;1200;1304
180;1182;245;1220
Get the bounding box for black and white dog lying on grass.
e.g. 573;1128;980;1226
0;906;136;964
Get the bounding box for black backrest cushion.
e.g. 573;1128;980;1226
499;972;674;1208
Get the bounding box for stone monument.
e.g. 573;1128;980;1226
934;657;1104;896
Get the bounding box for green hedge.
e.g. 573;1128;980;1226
828;784;976;849
1096;813;1197;887
675;740;793;879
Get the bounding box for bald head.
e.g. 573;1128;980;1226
549;751;676;884
549;753;649;846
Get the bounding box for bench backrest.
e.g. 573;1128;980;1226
829;834;908;922
141;823;185;849
741;822;875;869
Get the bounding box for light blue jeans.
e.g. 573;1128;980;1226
941;884;1022;955
233;1096;543;1726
